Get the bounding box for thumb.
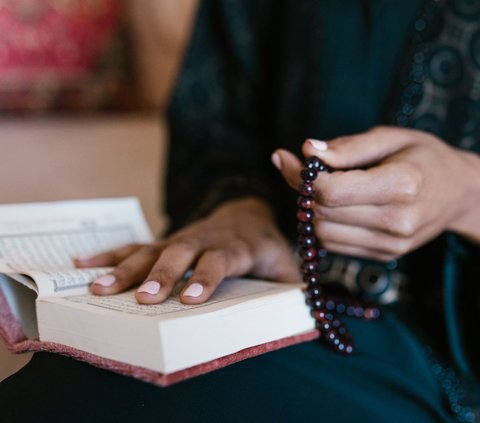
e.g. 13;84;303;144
256;241;302;283
271;148;303;190
302;126;414;169
273;262;302;283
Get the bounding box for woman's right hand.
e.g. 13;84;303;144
75;197;300;305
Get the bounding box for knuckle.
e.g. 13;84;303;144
398;219;416;238
230;237;255;258
314;220;330;241
100;251;119;263
105;243;141;263
150;266;178;285
113;264;134;281
125;242;141;250
167;238;198;255
139;244;162;257
203;248;229;267
396;165;422;199
314;205;330;219
383;209;417;237
396;210;417;237
387;238;412;258
318;185;340;207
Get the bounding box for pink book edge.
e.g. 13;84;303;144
0;288;319;386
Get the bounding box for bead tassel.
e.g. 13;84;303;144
297;156;381;355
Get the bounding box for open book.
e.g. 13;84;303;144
0;198;317;386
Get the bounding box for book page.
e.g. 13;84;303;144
49;278;299;319
24;268;114;298
0;198;153;298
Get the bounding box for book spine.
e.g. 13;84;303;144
0;289;28;347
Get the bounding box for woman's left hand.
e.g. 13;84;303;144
272;126;480;262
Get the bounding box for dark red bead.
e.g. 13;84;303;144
297;196;315;209
313;310;327;320
300;168;318;181
297;209;314;222
346;306;356;317
303;272;321;285
363;308;381;320
325;299;336;311
297;222;314;235
354;307;365;318
298;235;316;248
305;156;328;173
326;331;338;343
296;157;381;358
318;162;327;172
319;321;332;331
314;310;334;322
305;156;323;171
308;298;325;310
301;260;318;274
324;331;354;355
332;319;342;329
300;247;317;261
299;182;315;196
306;284;323;298
324;312;335;321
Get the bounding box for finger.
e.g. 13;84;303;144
251;236;301;283
315;160;421;206
320;241;396;262
317;203;382;229
303;127;414;169
264;249;301;283
180;244;254;304
316;204;421;237
271;149;303;190
74;243;142;267
135;239;200;304
315;220;412;258
91;245;162;295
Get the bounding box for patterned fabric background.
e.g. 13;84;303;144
396;0;480;153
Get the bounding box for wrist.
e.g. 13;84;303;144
448;149;480;245
212;196;276;221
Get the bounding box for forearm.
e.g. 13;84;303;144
448;149;480;245
164;0;278;232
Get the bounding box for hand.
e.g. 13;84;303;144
76;197;300;304
272;126;480;261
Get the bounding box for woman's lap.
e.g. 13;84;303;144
0;309;454;423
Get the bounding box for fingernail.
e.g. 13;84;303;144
271;152;282;170
93;274;116;287
74;256;92;263
307;139;328;152
183;282;204;298
137;281;161;295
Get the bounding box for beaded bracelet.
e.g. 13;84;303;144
297;156;381;355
